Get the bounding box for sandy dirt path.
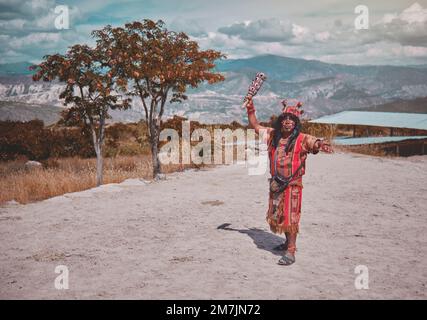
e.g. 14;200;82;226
1;152;426;299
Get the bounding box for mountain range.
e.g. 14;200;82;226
0;54;426;125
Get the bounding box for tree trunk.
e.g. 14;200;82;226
96;147;103;187
150;122;161;179
91;126;104;187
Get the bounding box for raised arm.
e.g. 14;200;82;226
245;98;272;135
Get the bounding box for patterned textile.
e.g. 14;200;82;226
266;132;320;234
267;185;303;234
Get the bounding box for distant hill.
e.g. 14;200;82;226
1;55;427;123
0;100;144;125
353;97;427;114
215;55;340;81
215;54;427;82
0;62;34;76
0;100;61;125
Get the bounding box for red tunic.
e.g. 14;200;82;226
266;132;320;234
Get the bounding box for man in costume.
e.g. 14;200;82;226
245;98;333;266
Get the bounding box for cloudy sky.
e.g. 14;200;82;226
1;0;427;65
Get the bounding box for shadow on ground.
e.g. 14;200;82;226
217;223;285;256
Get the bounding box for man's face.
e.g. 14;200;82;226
281;115;295;133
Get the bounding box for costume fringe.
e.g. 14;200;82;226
266;216;299;234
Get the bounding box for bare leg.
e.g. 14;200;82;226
286;232;297;255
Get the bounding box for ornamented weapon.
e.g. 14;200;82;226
241;72;267;108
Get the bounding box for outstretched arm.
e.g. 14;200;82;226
302;134;334;154
314;140;333;153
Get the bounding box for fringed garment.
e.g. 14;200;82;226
266;132;320;234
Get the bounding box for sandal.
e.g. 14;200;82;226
278;252;295;266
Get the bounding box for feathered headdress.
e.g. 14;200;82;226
282;100;304;118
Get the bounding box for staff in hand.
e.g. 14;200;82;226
241;72;267;109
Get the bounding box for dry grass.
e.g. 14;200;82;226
0;155;211;205
302;122;339;141
332;144;388;157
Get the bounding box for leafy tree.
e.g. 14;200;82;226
92;20;225;179
32;44;131;186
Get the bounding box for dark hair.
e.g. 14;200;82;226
272;113;301;153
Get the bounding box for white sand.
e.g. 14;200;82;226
0;152;426;299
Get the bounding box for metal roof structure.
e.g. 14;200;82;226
333;135;427;146
310;111;427;131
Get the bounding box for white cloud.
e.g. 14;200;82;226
218;19;295;42
1;0;427;66
380;13;399;24
291;24;311;43
366;47;383;57
0;0;87;63
207;2;427;64
168;18;207;37
315;31;330;42
0;0;54;20
365;2;427;47
9;32;61;49
402;45;427;57
0;17;25;31
400;2;427;23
